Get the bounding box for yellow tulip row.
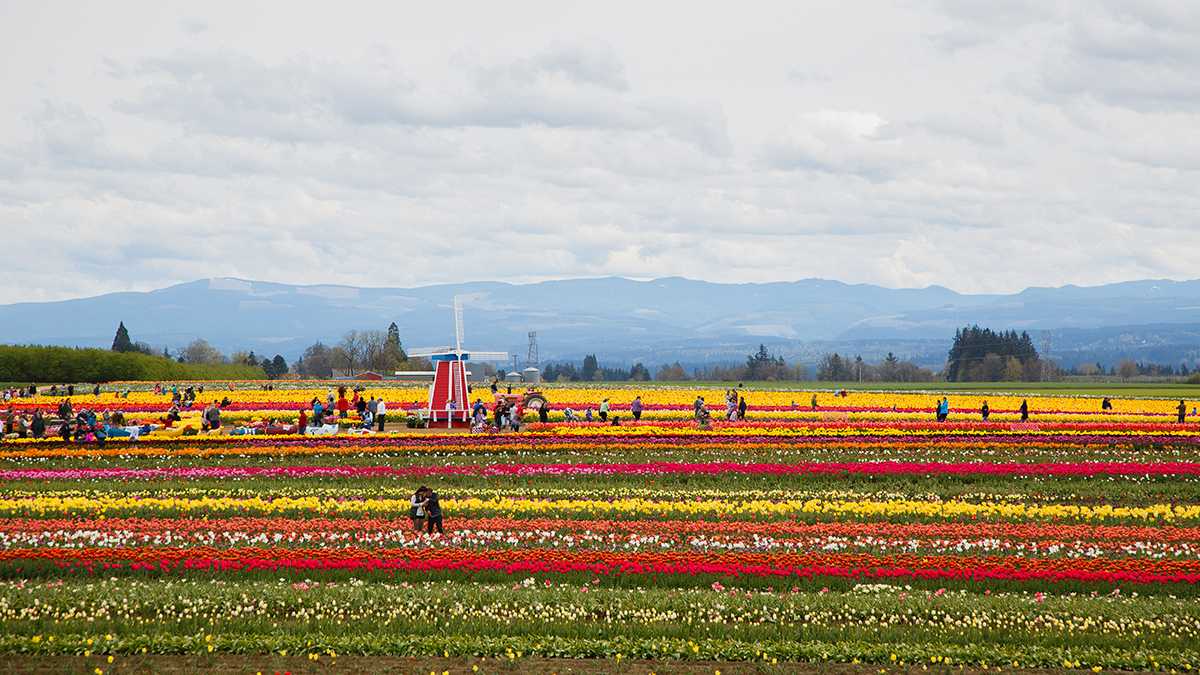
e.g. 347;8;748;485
2;495;1197;522
40;386;1188;415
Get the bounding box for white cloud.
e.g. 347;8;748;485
0;1;1196;303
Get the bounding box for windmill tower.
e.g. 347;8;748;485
406;296;508;427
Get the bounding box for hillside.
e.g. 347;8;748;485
2;277;1199;368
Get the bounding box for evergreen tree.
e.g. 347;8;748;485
581;354;599;381
111;322;134;353
385;322;407;362
745;344;788;380
946;325;1042;381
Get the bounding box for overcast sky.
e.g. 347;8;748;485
2;1;1198;301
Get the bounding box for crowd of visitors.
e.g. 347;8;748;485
3;381;1197;442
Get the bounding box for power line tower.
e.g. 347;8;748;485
527;331;539;368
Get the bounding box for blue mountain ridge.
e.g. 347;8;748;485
2;277;1199;368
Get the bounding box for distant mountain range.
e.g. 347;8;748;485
3;277;1200;369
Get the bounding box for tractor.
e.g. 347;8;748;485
494;388;548;417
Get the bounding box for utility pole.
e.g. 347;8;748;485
1041;332;1052;381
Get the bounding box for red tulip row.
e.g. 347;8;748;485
4;516;1197;542
4;514;1195;540
11;546;1199;585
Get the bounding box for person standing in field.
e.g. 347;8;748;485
980;401;990;421
206;401;222;431
31;410;45;439
599;398;610;422
737;396;747;421
631;396;644;421
694;396;705;420
811;394;818;411
418;486;444;534
1179;400;1188;424
376;398;387;432
1019;399;1029;422
297;408;307;433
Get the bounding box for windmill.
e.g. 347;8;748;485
406;296;508;427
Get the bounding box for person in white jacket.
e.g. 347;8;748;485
376;399;387;432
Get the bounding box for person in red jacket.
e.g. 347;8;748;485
336;395;350;418
297;408;308;434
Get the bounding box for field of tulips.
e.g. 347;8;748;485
1;382;1199;670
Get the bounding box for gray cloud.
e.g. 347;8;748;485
0;1;1197;303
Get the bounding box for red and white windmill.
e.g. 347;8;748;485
406;296;508;427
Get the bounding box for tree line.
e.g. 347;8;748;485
541;355;652;382
945;326;1042;382
0;345;264;382
22;320;1180;384
1;320;428;383
292;323;426;377
541;345;933;383
111;321;289;378
815;352;936;382
116;320;428;380
1074;359;1198;380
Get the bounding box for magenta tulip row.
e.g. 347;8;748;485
7;460;1200;482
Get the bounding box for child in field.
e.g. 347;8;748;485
409;488;426;532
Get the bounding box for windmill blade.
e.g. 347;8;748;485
467;351;509;361
406;346;453;357
453;295;465;353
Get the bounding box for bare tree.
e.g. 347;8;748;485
359;330;389;372
295;342;334;378
181;339;225;365
333;331;366;374
1117;359;1138;381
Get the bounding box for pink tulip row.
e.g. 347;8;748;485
7;460;1200;482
